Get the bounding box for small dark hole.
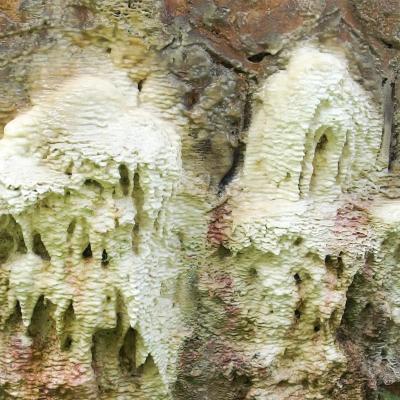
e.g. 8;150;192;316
314;324;321;332
184;90;199;109
101;249;109;267
294;309;301;319
324;255;333;267
82;243;92;259
365;302;372;310
62;336;73;351
294;273;301;284
247;52;270;63
211;26;221;36
138;79;144;92
337;256;344;277
106;47;112;53
119;164;130;195
65;162;73;176
315;134;328;153
382;39;394;49
294;237;303;246
217;245;231;259
249;267;258;277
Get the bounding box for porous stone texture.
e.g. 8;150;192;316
1;1;400;400
0;68;184;399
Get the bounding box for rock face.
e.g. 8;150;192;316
0;1;400;400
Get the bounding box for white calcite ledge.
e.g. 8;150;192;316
0;73;184;398
241;46;382;205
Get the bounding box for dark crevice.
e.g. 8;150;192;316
381;38;396;50
132;224;140;254
82;243;93;259
0;229;14;263
325;255;333;267
32;232;51;261
5;301;22;326
218;142;246;194
67;219;76;235
15;224;27;254
387;79;397;170
132;172;144;254
201;45;250;75
336;131;350;186
137;79;145;92
325;254;344;278
119;327;136;375
91;309;152;390
62;336;73;351
310;134;328;193
61;300;75;351
337;255;345;278
118;164;130;196
316;132;328;149
247;51;271;63
28;296;56;350
242;92;253;132
101;249;109;267
92;316;118;381
294;273;302;284
67;219;76;243
337;250;394;399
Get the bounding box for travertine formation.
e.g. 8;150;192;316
0;70;183;398
224;45;384;399
1;1;400;399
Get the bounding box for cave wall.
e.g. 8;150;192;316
0;1;400;399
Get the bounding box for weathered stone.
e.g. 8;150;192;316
0;1;400;399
